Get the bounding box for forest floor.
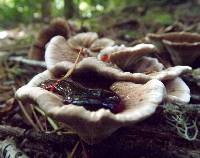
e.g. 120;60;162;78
1;2;200;158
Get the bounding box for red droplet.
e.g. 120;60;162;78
50;85;56;92
101;54;109;62
50;81;60;92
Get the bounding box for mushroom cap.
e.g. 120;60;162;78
90;38;115;52
163;39;200;66
164;77;190;104
77;57;191;82
67;32;98;50
45;33;115;69
110;43;158;71
130;56;164;73
147;65;191;80
97;45;126;62
45;36;83;69
16;71;165;144
147;32;200;66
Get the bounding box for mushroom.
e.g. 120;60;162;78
98;42;191;104
28;18;73;60
109;43;158;71
51;57;191;105
67;32;98;50
16;63;165;144
146;32;200;66
164;77;190;105
97;45;126;62
45;33;115;69
69;57;191;83
45;36;82;69
130;56;164;73
66;32;115;55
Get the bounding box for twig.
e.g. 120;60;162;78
12;87;40;131
68;141;80;158
0;139;29;158
30;104;44;131
34;106;59;131
17;100;40;131
8;56;46;68
61;48;83;80
0;125;78;145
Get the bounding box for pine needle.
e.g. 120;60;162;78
61;48;83;80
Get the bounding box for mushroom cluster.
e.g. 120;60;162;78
146;32;200;67
45;32;114;69
16;32;192;144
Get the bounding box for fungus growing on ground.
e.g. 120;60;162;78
16;58;166;144
28;18;73;60
16;33;192;144
146;32;200;67
45;34;114;69
97;43;191;105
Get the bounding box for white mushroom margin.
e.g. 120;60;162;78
16;61;166;144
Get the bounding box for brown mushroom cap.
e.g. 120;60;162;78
149;32;200;43
90;38;115;52
164;77;190;104
131;56;164;73
74;57;191;83
67;32;98;50
110;43;158;71
45;36;83;69
147;32;200;66
97;45;126;62
16;76;165;144
45;33;115;69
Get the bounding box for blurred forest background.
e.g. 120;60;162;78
1;0;200;45
1;1;200;158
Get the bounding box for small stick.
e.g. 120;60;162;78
34;106;59;131
30;104;44;131
68;141;80;158
61;48;83;80
0;125;78;145
13;87;40;131
17;100;40;131
8;56;46;68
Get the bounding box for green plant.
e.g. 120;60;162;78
164;104;199;141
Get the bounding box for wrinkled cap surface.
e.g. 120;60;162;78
45;33;115;69
110;43;158;71
67;32;98;50
66;32;115;53
16;72;165;144
72;57;191;83
146;32;200;66
41;56;191;105
45;36;83;69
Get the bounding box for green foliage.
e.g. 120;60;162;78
0;0;41;26
143;9;173;26
0;0;192;29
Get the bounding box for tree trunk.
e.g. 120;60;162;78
64;0;76;19
41;0;52;22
